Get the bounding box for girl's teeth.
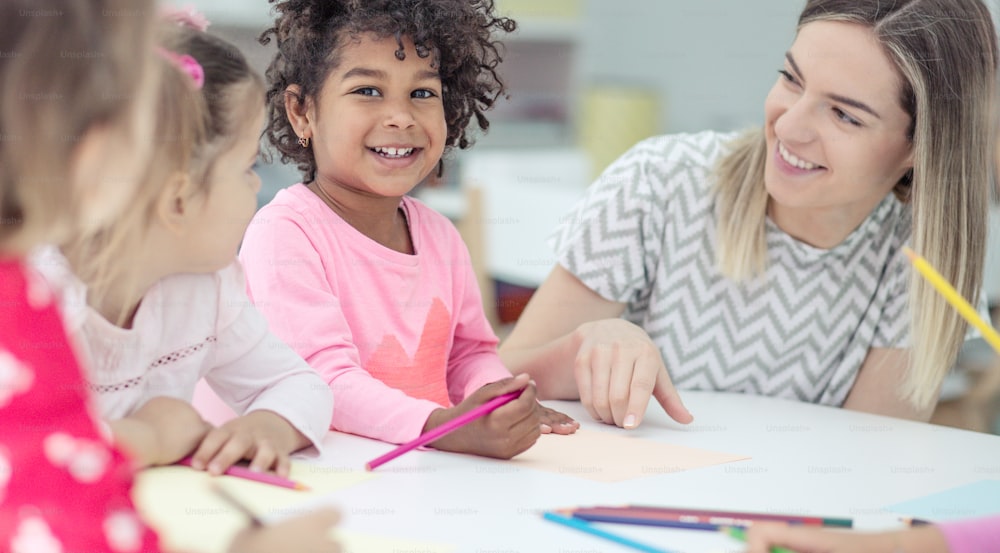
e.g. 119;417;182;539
374;147;414;158
779;143;819;170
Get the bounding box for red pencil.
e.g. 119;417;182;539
176;457;310;491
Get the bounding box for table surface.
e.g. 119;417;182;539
286;391;1000;552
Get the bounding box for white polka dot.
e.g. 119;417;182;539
43;433;75;467
0;350;34;408
68;441;110;484
103;510;143;552
24;269;53;310
11;514;63;553
44;433;110;483
0;446;10;505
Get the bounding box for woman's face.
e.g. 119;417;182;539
763;20;913;243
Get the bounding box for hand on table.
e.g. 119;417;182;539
744;522;949;553
572;319;693;428
188;410;310;478
423;373;541;459
538;404;579;434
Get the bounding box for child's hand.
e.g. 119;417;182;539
744;522;949;553
424;373;541;459
227;508;341;553
538;405;579;435
110;396;212;468
189;410;311;478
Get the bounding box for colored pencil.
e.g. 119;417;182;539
210;482;264;527
721;526;797;553
573;505;854;529
365;388;524;471
571;508;724;531
617;505;853;528
903;246;1000;354
176;457;310;491
543;511;677;553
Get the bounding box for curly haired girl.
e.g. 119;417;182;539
240;0;578;459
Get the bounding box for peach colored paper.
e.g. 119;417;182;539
507;429;749;482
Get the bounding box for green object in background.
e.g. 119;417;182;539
721;526;798;553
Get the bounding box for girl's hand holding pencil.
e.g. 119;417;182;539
417;373;542;460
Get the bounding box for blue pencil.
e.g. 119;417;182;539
542;511;677;553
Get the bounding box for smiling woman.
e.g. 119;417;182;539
499;0;998;429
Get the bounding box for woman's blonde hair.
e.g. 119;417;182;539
0;0;155;254
714;0;998;409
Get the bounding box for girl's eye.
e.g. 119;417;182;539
777;69;800;87
412;89;437;99
353;87;381;97
833;107;862;127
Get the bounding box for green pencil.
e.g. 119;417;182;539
721;526;797;553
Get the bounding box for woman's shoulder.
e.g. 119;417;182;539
624;130;741;166
596;130;739;198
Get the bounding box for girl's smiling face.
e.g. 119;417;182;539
763;20;914;245
307;33;447;200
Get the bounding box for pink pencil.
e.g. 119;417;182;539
365;388;524;471
176;457;310;491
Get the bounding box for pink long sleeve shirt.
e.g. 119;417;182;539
239;184;511;444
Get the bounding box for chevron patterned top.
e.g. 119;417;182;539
550;130;913;406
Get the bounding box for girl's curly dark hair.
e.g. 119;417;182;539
260;0;517;182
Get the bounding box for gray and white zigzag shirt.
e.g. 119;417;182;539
551;130;912;406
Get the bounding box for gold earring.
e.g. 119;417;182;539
298;136;310;148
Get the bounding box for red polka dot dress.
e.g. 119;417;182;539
0;259;161;553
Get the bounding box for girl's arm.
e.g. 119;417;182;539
186;262;334;476
500;264;692;428
110;396;212;468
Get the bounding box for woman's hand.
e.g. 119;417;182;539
572;319;692;428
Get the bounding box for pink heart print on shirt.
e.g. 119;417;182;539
0;349;34;408
43;432;111;484
364;298;453;407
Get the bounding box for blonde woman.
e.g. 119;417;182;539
500;0;997;428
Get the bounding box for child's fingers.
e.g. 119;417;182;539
274;451;291;479
247;441;278;474
538;407;579;435
189;427;232;470
206;433;254;475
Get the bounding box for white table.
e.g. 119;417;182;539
292;392;1000;552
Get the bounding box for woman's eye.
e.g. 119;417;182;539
412;89;437;99
833;107;862;127
777;69;799;86
354;87;381;97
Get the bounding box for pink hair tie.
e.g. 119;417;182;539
159;4;210;31
156;47;205;90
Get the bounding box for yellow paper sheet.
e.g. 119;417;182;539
133;461;452;553
507;429;749;482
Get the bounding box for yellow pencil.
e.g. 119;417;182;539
903;246;1000;354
